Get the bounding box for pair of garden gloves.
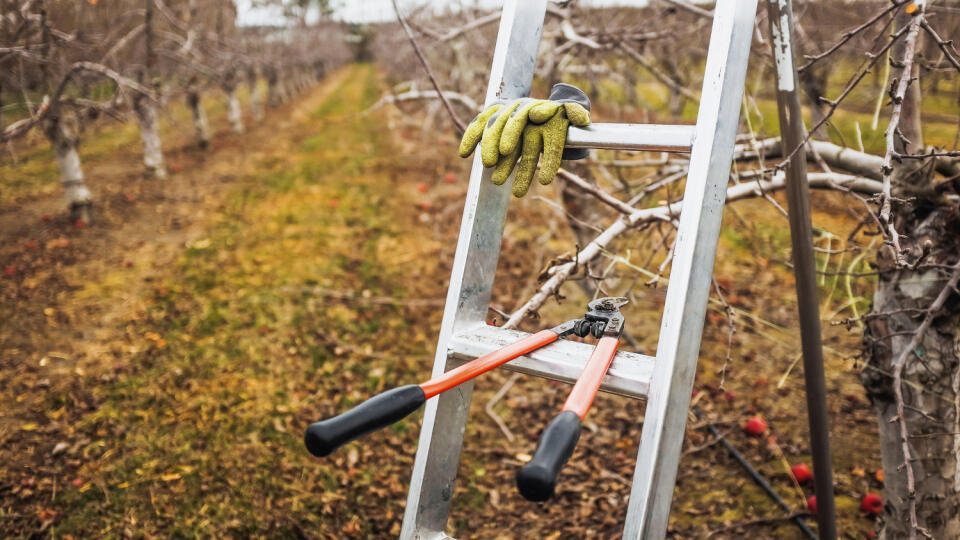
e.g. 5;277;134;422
458;83;591;197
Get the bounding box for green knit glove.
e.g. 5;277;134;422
502;108;570;197
458;83;591;197
458;98;528;166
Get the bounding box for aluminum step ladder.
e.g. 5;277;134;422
401;1;758;538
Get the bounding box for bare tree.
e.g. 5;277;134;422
133;0;167;179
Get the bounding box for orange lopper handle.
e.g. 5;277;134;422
419;329;558;398
516;335;620;500
562;335;620;418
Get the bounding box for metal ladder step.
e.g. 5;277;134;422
566;123;695;153
448;325;655;399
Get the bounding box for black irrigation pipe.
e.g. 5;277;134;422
694;408;818;539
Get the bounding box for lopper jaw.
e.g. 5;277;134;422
551;296;628;339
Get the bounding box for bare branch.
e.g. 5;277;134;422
799;1;904;72
392;0;466;133
505;173;881;326
660;0;714;19
369;88;479;112
879;10;924;266
618;41;698;102
920;19;960;73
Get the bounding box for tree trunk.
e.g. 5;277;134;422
248;69;264;122
133;94;167;179
187;89;210;150
44;112;92;222
266;67;280;108
862;9;960;539
862;210;960;539
135;0;166;179
225;83;244;134
798;64;829;139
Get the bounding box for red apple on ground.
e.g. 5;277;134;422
416;182;428;193
791;464;813;485
743;416;767;437
444;173;456;184
42;214;53;223
419;201;431;211
807;495;817;514
3;265;15;277
75;219;86;229
860;493;883;516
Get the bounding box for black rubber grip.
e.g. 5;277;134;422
304;384;426;457
516;410;582;501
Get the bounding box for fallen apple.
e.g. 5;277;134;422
791;463;813;485
807;495;817;514
416;182;428;193
743;416;767;437
860;493;883;516
443;173;456;184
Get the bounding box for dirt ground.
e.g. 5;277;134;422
1;64;885;539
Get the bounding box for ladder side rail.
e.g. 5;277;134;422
400;1;548;538
622;2;759;538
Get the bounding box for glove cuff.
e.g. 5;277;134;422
548;83;591;112
550;83;590;161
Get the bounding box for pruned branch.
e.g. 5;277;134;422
369;89;479;113
505;173;881;327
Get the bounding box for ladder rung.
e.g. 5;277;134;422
565;123;695;153
448;325;654;399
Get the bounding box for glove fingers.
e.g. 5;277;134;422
481;100;522;167
499;99;545;156
538;113;569;186
528;101;561;124
491;143;522;185
564;103;591;127
458;104;501;158
513;126;543;198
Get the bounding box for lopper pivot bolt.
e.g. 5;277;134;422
304;297;629;502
